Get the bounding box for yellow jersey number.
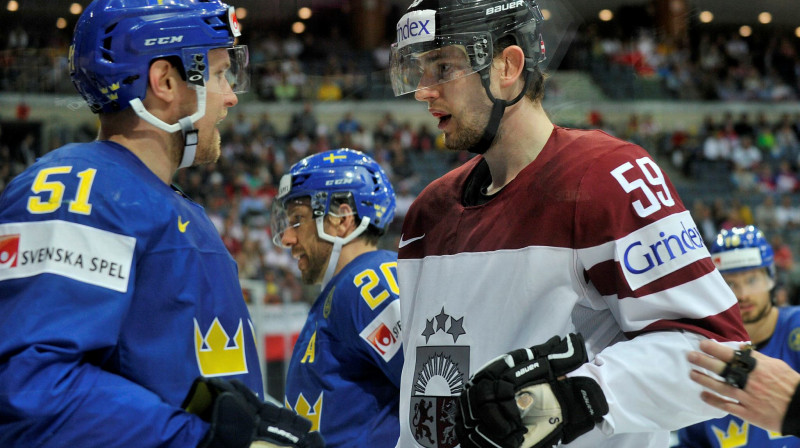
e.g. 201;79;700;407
26;166;96;215
353;261;399;310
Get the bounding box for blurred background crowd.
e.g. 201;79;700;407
2;0;800;310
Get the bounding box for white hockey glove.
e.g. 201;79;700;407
455;333;608;448
182;377;325;448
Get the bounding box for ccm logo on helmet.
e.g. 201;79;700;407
616;211;710;290
486;0;524;15
144;36;184;46
325;178;354;186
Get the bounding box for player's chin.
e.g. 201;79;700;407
195;139;222;165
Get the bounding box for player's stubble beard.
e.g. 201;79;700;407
192;116;223;165
302;236;333;285
444;97;493;152
177;93;222;167
742;299;772;325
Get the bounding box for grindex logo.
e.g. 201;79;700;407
617;211;709;290
395;10;436;48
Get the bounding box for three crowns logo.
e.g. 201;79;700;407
99;83;120;101
711;420;749;448
287;392;323;431
194;318;248;377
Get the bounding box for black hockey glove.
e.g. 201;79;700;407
455;333;608;448
182;377;325;448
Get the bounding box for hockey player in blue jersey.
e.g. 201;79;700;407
271;149;402;447
677;225;800;447
0;1;322;447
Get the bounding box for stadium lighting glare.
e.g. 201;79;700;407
541;8;551;20
56;17;67;29
292;21;305;34
758;12;772;24
7;1;18;12
739;25;752;37
235;7;247;19
69;3;82;15
699;11;713;23
598;9;613;21
298;7;312;20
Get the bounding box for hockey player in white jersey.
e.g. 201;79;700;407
389;0;749;447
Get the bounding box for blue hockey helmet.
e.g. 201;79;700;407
70;0;248;114
710;226;775;277
271;149;396;248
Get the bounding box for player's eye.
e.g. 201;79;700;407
289;214;307;228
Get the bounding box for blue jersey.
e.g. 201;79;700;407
284;250;402;448
0;141;263;447
676;306;800;447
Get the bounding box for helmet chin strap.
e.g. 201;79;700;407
467;57;535;155
317;216;371;290
129;85;206;169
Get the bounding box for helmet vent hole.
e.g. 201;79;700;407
205;17;227;32
100;48;114;63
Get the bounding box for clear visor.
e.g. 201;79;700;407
390;32;492;96
204;45;250;94
270;198;297;249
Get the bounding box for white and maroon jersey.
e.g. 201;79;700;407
395;126;748;448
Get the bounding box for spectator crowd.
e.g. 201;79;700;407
3;10;800;307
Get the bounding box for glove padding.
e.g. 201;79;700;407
456;333;608;448
182;377;325;448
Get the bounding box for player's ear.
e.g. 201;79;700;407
498;45;525;90
147;59;181;104
331;203;356;237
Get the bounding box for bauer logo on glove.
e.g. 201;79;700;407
455;333;608;448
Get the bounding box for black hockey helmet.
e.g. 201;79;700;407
390;0;545;96
390;0;545;154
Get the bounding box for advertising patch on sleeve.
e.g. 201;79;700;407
616;211;709;290
359;299;402;361
0;220;136;292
